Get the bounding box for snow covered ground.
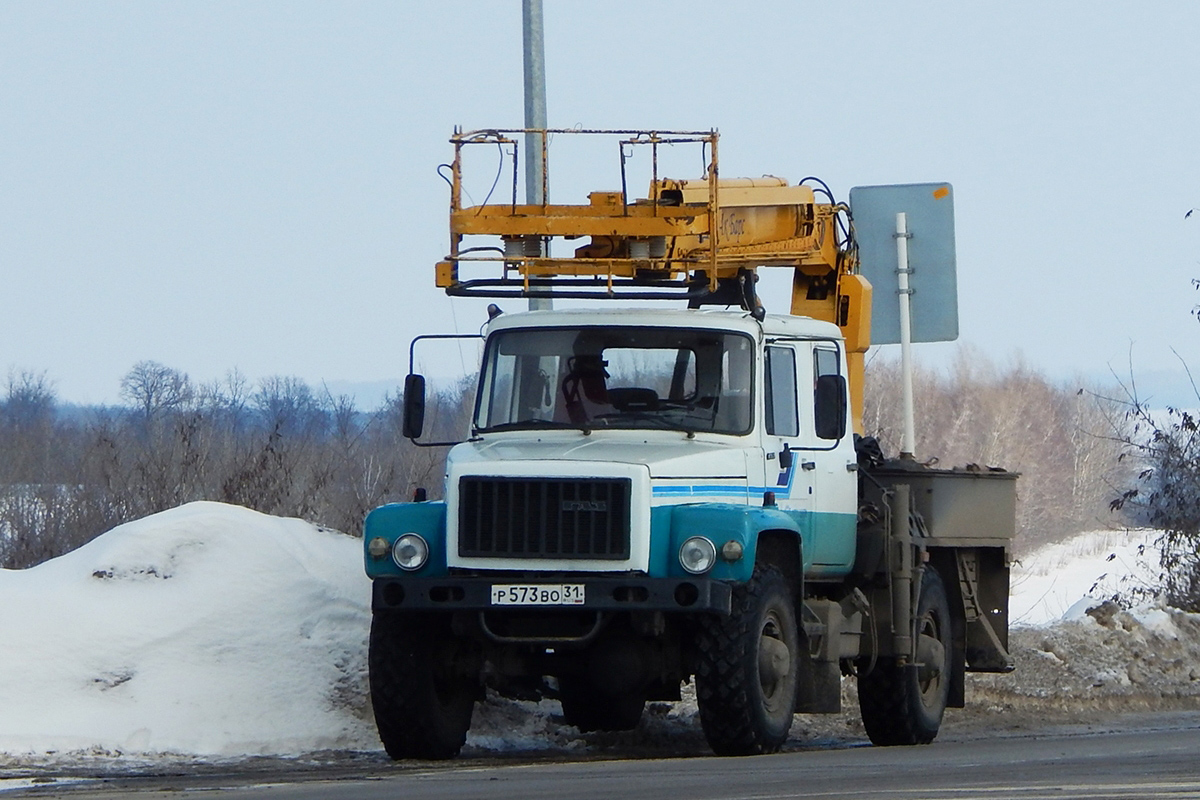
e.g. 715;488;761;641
1;503;1197;768
1009;528;1163;625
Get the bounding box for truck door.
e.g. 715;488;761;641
798;342;858;575
760;343;814;528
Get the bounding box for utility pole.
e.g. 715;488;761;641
522;0;550;311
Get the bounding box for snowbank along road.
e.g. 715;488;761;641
1;503;1198;785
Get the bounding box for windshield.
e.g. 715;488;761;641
475;326;754;434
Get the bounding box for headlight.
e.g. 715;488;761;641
679;536;717;574
392;534;429;571
367;536;390;559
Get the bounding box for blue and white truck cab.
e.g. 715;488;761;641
369;307;859;599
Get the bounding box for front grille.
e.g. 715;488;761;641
458;477;631;560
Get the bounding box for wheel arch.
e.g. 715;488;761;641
755;529;803;596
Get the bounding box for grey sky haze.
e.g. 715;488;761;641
2;2;1198;406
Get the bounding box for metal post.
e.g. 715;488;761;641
895;212;916;459
522;0;551;311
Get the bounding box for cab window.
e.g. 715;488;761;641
764;346;798;437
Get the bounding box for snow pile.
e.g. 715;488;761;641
962;602;1200;727
954;527;1200;728
0;502;377;757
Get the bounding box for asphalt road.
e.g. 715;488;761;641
11;716;1200;800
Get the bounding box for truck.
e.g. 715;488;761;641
364;129;1015;759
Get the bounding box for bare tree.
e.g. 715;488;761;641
0;370;58;484
3;369;56;429
254;375;326;437
120;361;194;422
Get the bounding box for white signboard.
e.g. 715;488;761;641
850;183;959;344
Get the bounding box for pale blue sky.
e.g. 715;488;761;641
2;2;1197;406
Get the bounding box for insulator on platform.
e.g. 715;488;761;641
503;237;525;261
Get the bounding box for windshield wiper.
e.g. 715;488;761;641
479;419;581;433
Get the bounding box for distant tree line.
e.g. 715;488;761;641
1;350;1140;571
0;363;473;569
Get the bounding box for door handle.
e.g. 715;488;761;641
801;461;816;471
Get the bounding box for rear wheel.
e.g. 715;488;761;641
558;675;646;732
369;612;478;760
858;566;952;746
695;565;800;756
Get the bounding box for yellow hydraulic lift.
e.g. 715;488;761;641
434;128;872;431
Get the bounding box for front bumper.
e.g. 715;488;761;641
372;575;732;615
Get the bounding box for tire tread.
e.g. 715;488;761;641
695;565;796;756
857;567;950;746
369;613;475;760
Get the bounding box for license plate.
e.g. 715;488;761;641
490;584;586;606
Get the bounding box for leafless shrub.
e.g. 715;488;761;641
0;484;125;569
1110;368;1200;612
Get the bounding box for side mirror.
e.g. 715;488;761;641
814;374;847;440
402;374;427;439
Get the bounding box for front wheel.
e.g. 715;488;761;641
857;566;952;746
369;612;478;760
695;565;800;756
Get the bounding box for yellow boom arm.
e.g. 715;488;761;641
435;128;871;431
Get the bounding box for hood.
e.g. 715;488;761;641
449;432;751;479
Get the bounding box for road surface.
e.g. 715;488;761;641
8;714;1200;799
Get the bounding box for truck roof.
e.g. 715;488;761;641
482;307;845;341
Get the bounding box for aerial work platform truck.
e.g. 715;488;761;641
363;129;1015;758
